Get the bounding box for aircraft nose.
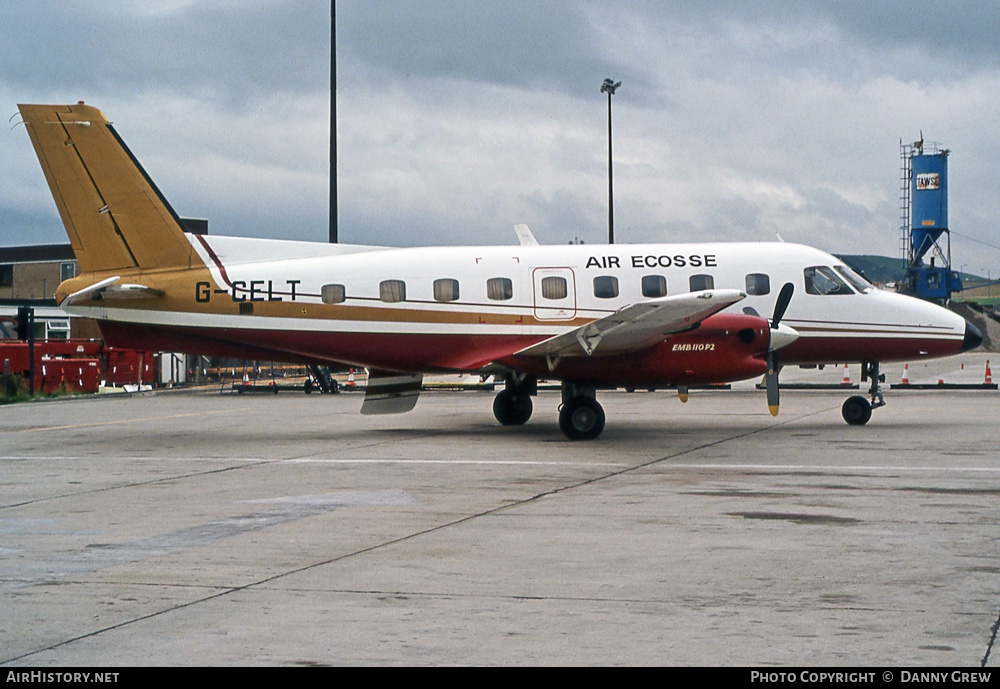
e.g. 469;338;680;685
961;320;984;352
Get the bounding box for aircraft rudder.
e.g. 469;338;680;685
18;102;198;275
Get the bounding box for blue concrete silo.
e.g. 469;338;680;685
910;151;948;264
901;140;963;301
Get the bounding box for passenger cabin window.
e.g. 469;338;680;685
593;276;619;299
321;284;346;304
641;275;667;298
804;266;853;296
540;276;568;300
689;274;714;292
379;279;406;303
745;273;770;296
487;277;513;301
433;278;460;302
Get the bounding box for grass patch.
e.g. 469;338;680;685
0;374;76;405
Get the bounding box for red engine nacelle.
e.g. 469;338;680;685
511;312;772;387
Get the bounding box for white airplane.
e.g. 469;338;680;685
17;103;983;439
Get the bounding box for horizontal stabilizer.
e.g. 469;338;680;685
60;276;163;306
102;284;165;300
360;370;423;415
517;289;746;359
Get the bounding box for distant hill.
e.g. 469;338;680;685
835;255;908;285
835;254;987;286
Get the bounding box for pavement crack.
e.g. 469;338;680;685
982;605;1000;667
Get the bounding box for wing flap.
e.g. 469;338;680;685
360;369;423;415
516;289;746;359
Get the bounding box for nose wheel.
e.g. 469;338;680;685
841;395;872;425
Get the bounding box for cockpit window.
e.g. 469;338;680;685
804;266;854;296
833;265;873;294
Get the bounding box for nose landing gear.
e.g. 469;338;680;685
841;361;885;426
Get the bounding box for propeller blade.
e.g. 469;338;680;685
763;282;794;416
765;351;780;416
771;282;794;329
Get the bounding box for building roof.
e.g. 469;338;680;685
0;244;76;264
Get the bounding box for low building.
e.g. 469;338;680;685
0;244;101;339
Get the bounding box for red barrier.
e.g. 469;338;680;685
0;339;153;393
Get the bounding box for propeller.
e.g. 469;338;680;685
764;283;798;416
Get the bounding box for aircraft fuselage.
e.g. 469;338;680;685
57;236;975;382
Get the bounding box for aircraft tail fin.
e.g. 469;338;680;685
18;103;197;275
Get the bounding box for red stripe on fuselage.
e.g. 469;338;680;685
98;318;965;382
780;335;962;364
193;235;234;288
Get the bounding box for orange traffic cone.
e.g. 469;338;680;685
986;360;993;385
900;363;910;385
841;364;851;385
347;369;356;387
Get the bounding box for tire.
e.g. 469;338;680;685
842;395;872;426
493;389;533;425
559;397;606;440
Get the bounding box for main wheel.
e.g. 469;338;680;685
559;397;606;440
842;395;872;426
493;389;533;425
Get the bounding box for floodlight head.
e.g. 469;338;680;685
601;78;621;95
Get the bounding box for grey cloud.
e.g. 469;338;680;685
1;1;328;104
338;0;622;96
2;1;999;270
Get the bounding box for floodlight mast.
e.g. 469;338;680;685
601;78;621;244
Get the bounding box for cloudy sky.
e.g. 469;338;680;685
2;1;999;273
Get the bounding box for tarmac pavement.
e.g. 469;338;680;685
1;351;998;666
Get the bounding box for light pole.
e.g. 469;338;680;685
330;3;338;243
601;78;621;244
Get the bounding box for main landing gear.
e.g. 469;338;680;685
558;383;605;441
492;373;535;426
842;361;885;426
491;376;607;440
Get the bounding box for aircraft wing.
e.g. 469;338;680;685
516;289;746;359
